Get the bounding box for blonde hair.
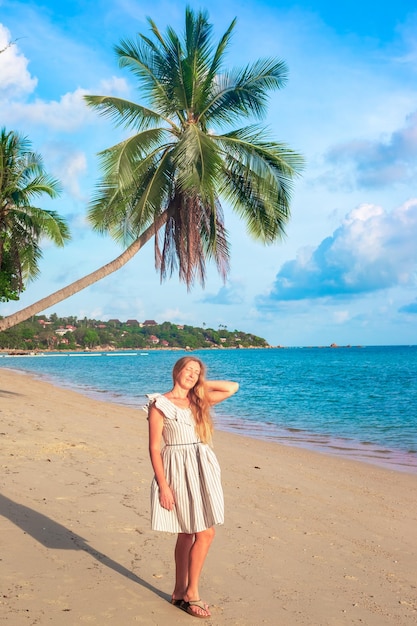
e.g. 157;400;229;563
172;357;213;444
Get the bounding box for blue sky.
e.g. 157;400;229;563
1;0;417;347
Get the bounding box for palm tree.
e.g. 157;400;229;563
0;128;70;303
0;7;303;331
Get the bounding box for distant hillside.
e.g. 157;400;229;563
0;314;269;351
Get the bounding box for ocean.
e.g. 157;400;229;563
1;346;416;474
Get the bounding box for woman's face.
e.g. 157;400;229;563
177;360;201;390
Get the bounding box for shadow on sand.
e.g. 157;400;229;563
0;492;167;601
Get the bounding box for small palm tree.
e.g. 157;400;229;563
0;128;70;302
0;7;303;331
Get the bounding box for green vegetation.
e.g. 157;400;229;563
0;314;269;351
0;128;70;302
0;7;302;332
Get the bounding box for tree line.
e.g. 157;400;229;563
0;314;269;351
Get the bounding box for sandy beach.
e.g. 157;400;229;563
0;368;416;625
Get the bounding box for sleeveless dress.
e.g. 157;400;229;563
147;394;224;534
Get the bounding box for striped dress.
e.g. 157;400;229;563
148;394;224;534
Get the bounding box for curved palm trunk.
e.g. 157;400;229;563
0;212;168;332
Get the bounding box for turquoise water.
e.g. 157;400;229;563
1;346;416;473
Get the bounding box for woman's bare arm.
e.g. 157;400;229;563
204;380;239;405
148;404;175;510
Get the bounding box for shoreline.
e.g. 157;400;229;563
1;362;416;476
1;368;416;625
216;418;417;475
1;343;416;356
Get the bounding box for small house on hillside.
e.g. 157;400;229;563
142;320;158;327
37;319;52;328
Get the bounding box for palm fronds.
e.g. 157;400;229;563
84;7;304;288
0;128;69;299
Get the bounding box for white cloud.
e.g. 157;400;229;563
200;280;245;305
324;111;417;189
49;150;88;200
158;308;195;323
4;87;93;131
0;24;37;97
99;76;130;95
333;310;351;324
1;60;129;131
258;199;417;306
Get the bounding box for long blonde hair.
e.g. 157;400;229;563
172;356;213;444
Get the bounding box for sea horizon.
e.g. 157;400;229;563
1;345;416;475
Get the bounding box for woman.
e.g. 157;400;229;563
147;356;239;619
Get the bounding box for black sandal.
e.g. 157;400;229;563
179;599;210;619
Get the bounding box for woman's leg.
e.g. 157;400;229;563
183;527;215;617
172;533;194;600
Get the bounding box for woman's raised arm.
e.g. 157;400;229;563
204;380;239;405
